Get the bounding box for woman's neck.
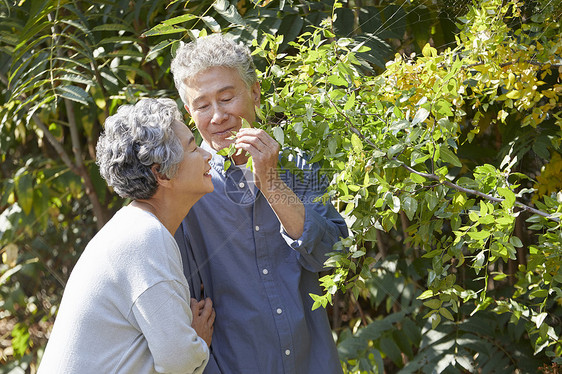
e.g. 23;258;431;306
130;199;192;235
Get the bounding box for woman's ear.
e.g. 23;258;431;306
151;164;170;185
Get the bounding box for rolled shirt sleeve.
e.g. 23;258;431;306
279;157;348;272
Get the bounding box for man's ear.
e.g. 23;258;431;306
251;82;261;106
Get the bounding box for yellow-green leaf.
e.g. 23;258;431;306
506;90;521;99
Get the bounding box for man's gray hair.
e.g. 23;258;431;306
170;33;258;108
96;98;184;200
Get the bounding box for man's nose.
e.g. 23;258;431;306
210;104;228;124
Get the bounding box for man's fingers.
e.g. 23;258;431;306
236;128;276;150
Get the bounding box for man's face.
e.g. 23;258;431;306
183;66;260;152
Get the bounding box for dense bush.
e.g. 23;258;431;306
1;0;561;372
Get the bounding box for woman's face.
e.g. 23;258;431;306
170;121;213;197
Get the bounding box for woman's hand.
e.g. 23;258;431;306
190;298;215;347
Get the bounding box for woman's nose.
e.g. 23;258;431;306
203;149;212;162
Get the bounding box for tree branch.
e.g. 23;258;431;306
466;59;562;69
49;13;109;229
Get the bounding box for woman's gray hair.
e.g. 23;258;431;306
171;33;257;108
96;98;184;200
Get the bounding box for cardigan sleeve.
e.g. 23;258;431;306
131;280;209;374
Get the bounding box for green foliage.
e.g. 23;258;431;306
247;0;562;370
2;0;561;372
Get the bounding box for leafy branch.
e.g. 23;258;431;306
325;96;559;222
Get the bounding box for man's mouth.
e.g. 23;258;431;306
213;128;235;136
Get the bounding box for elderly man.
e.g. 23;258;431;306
172;34;348;374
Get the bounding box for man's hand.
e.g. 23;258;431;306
234;128;280;192
234;128;305;239
190;298;215;347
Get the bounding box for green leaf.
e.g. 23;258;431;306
11;323;29;358
15;173;33;215
402;195;418;220
530;289;548;299
410;173;426;184
201;16;221;33
431;313;441;329
493;272;507;281
468;230;490;241
224;159;231;171
272;127;284;146
379;337;403;366
343;92;356;111
509;236;523;248
142;24;187;37
351;250;366;258
425;191;439;210
213;0;245;25
439;307;455;321
422;43;437;57
412;107;430;126
241;118;252;129
351;133;363;152
434;99;454;117
423;299;442;309
56;85;91;105
387;143;404;158
92;23;134;32
162;14;198;26
473;251;486;269
390;195;400;214
439;146;462;167
498;187;516;209
245;157;253;173
327;75;347;86
418;290;435;300
533;312;548;329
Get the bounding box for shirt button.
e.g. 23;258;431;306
262;269;269;275
276;308;282;314
239;182;245;188
255;225;260;232
285;349;291;356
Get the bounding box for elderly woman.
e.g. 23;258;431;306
38;98;214;374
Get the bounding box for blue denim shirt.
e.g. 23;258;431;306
174;142;348;374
